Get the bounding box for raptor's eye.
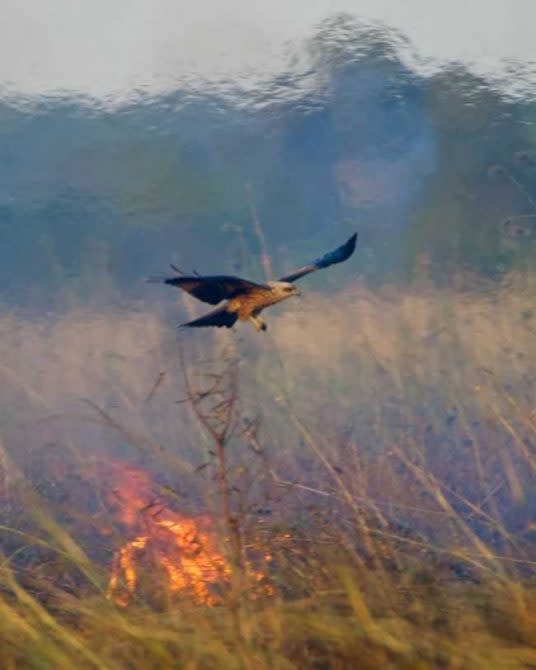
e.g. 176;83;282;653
284;286;294;292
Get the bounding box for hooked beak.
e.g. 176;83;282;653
294;289;302;297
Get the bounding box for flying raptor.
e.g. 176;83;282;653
151;233;357;331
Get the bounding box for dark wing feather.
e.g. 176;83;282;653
279;233;358;284
180;306;238;329
149;274;265;305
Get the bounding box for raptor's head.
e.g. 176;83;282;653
267;281;301;299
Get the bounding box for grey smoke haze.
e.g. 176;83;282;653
1;0;535;100
0;10;534;308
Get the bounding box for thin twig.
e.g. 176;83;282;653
246;183;273;281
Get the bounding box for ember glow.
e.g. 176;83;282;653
105;463;231;606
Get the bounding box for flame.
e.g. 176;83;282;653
107;513;231;606
105;463;232;606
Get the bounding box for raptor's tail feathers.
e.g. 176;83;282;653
180;306;237;329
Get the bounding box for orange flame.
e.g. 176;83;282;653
105;463;231;606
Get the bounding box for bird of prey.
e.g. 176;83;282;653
150;233;357;332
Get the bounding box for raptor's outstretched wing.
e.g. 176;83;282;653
279;233;358;284
147;274;266;305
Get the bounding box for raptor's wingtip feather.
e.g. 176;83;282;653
337;232;358;262
347;232;358;252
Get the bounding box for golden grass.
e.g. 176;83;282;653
0;271;534;669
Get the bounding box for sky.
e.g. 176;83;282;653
2;0;536;102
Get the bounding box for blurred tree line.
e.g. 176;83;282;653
0;16;534;307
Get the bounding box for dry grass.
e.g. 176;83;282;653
0;271;535;669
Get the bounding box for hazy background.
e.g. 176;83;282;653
1;2;535;310
0;3;534;525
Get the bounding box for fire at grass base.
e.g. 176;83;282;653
104;461;273;607
0;445;534;670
